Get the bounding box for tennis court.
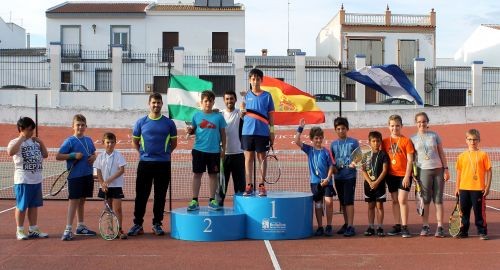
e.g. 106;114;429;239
1;122;500;270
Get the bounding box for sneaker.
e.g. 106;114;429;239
479;234;489;240
314;227;324;236
16;230;28;240
401;226;412;238
420;225;431;236
434;226;445;238
152;224;165;236
344;226;356;237
127;224;144;236
337;223;347;235
324;225;333;237
456;232;468;238
258;184;267;197
387;224;402;236
376;227;385;237
208;199;221;211
75;225;96;236
364;227;375;236
187;200;200;211
28;228;49;239
243;184;254;196
61;230;73;241
119;230;128;240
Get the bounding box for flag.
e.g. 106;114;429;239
260;76;325;125
167;75;213;122
344;64;423;105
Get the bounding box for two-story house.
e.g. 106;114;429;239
0;17;26;49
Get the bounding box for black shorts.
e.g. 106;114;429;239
67;175;94;199
385;174;411;193
192;149;220;174
310;183;336;202
241;135;270;153
364;180;387;202
335;178;356;206
98;187;125;199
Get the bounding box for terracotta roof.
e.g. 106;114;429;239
46;2;150;14
149;4;243;12
483;24;500;30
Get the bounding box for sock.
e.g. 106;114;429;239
77;222;85;228
17;226;24;231
368;224;374;228
65;225;72;231
29;225;38;231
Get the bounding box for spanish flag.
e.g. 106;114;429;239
260;76;325;125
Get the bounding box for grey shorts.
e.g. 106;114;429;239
416;167;444;204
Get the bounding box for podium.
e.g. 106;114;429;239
170;191;313;241
234;191;313;240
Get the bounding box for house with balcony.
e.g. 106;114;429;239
45;0;245;92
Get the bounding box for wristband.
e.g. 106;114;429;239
270;126;275;133
297;126;304;133
444;167;449;170
69;152;76;159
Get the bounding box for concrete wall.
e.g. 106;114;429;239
2;104;499;129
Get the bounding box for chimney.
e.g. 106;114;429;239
26;33;30;48
261;49;268;56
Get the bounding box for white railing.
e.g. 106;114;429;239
345;13;431;26
345;14;385;25
391;14;430;26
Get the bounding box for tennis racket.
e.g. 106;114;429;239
449;195;462;237
99;193;120;241
49;160;76;196
349;144;372;168
263;146;281;184
412;164;425;216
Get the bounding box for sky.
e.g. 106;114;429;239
2;0;500;57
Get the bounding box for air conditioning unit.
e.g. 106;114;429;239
145;84;153;93
73;63;84;71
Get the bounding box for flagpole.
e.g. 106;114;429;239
167;61;173;213
338;62;343;117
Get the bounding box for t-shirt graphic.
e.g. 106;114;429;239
21;143;43;172
200;119;216;129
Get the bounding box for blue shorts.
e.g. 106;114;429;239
241;135;270;153
68;175;94;199
15;183;43;212
335;178;356;206
310;183;336;202
192;149;220;174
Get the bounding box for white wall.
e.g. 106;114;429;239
0;18;26;49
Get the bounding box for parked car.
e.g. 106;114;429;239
314;94;343;102
377;97;435;107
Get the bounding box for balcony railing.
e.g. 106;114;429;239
209;48;232;63
159;48;174;63
109;44;132;59
61;44;82;58
345;13;431;26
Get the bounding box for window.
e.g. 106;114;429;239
95;70;112;91
212;32;229;63
154;76;170;93
162;32;178;63
111;26;130;53
347;38;383;69
199;75;235;96
60;71;71;91
398;40;418;73
61;26;81;57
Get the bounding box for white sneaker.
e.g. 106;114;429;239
16;230;28;240
29;228;49;238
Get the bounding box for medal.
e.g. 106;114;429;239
424;155;430;160
468;151;479;181
392;159;396;165
473;175;478;180
370;175;376;181
315;170;319;175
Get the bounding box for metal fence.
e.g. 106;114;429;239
0;48;50;89
60;50;112;92
425;66;472;106
483;67;500;105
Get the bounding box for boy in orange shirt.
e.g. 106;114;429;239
382;115;414;238
455;129;491;240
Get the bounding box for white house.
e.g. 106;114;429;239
316;5;436;69
0;17;26;49
454;24;500;67
46;0;245;57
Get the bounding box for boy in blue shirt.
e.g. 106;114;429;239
186;90;227;211
330;117;359;237
56;114;97;241
294;119;335;236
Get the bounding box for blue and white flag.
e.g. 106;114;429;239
344;64;423;105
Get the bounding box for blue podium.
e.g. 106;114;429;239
234;191;313;240
170;207;246;242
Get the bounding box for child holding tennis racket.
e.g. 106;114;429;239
95;132;127;239
455;129;491;240
360;131;389;237
330;117;359;237
382;114;415;238
186;90;226;211
7;117;49;240
294;119;335;236
56;114;97;241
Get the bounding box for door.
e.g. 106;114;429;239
162;32;179;63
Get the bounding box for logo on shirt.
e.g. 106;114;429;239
200;119;216;129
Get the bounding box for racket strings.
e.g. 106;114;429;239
99;210;119;240
49;171;69;196
264;156;281;184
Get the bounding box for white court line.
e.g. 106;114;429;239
444;192;500;211
0;206;16;214
264;240;281;270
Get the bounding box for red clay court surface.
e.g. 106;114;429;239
1;122;500;270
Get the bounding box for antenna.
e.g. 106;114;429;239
287;0;290;51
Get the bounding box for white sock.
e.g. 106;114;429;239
77;222;85;228
17;226;24;231
65;225;72;231
29;225;38;231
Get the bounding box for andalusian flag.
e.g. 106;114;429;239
166;75;213;122
261;76;325;125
